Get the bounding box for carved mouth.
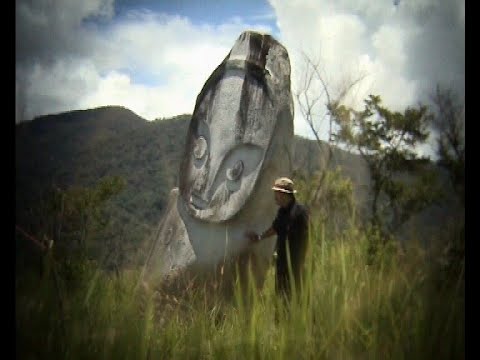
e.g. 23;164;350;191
189;193;209;210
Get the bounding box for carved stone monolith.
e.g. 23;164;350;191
142;30;294;295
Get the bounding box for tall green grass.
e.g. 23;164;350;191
16;221;464;360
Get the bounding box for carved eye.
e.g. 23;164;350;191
226;160;244;181
193;136;207;160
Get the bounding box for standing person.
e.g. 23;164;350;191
246;177;309;299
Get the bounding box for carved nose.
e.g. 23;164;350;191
193;177;204;192
190;184;209;210
190;170;210;209
190;193;209;210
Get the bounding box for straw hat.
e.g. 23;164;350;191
272;177;297;194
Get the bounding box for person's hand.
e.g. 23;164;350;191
245;230;259;244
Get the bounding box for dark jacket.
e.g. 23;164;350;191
271;198;309;294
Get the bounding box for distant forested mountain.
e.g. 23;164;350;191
15;106;460;267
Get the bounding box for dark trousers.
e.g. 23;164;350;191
275;260;303;300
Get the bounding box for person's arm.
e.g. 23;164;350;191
257;227;276;242
245;209;280;244
245;227;276;244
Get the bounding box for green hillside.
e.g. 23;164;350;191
15;106;460;269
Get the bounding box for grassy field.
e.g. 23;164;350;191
16;219;464;360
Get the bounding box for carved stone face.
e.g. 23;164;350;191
178;32;292;223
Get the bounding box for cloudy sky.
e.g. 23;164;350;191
16;0;464;149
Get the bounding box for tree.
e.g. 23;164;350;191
330;95;441;238
429;86;465;282
295;166;356;237
21;176;126;258
59;176;126;253
430;86;465;206
294;52;366;206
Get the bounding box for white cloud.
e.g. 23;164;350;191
16;6;274;122
17;0;464;160
18;59;100;119
372;25;407;71
269;0;464;154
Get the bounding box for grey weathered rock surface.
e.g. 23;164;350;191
142;31;294;292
